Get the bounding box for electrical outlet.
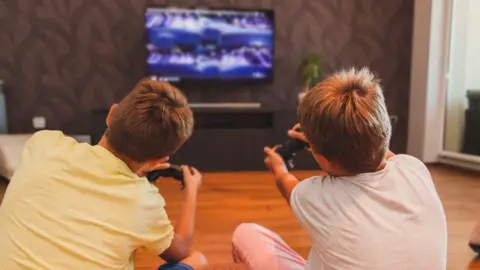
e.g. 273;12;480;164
32;116;46;129
389;115;399;133
389;115;399;124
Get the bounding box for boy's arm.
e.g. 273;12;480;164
274;172;300;205
160;166;202;263
160;190;197;262
263;147;300;205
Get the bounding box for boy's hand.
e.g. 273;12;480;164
181;165;202;194
136;157;170;177
264;146;289;178
287;123;309;144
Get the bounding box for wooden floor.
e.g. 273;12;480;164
136;165;480;270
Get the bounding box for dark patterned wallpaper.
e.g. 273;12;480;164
0;0;413;152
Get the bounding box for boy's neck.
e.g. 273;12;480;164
376;160;387;171
97;135;141;174
327;160;387;177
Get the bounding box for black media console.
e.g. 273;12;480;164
90;108;319;171
462;90;480;155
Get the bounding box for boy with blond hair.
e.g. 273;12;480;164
0;79;206;270
232;67;447;269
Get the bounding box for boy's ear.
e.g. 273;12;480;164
311;152;332;171
136;157;170;177
106;104;118;126
143;157;170;171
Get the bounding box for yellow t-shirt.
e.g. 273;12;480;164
0;130;174;269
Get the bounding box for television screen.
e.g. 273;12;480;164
145;7;274;83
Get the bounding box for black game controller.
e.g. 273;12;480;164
275;129;308;169
146;164;186;188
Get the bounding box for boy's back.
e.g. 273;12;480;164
234;67;448;270
0;130;173;269
291;154;447;269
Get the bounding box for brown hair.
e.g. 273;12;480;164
106;78;194;162
298;67;391;174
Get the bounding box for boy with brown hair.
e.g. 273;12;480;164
0;78;206;270
232;67;447;269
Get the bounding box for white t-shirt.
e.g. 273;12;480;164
290;154;447;270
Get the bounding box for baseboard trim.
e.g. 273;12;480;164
438;151;480;173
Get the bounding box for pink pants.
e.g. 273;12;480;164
232;223;307;270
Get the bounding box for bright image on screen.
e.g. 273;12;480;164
145;8;274;82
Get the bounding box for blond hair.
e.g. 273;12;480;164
106;78;194;162
298;67;391;173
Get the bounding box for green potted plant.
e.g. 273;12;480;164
297;53;323;102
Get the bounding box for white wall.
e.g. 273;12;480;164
465;0;480;90
444;0;468;152
407;0;449;162
444;0;480;152
407;0;431;160
408;0;480;171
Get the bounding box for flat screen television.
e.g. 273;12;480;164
145;7;274;84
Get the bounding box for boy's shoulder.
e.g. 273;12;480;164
291;175;329;204
22;130;81;158
389;154;430;176
26;130;69;147
30;129;64;139
293;154;430;193
390;153;423;164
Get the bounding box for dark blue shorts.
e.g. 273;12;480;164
470;243;480;254
158;263;193;270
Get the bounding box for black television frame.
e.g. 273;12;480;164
143;5;275;87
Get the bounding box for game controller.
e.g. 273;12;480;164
275;129;309;169
147;164;186;188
